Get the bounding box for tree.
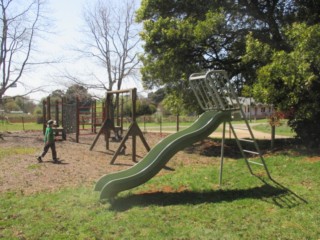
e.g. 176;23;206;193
136;0;293;116
14;96;36;113
122;96;156;116
0;0;48;107
136;0;301;89
68;0;141;92
136;98;156;116
137;0;320;145
162;93;185;116
1;95;35;113
246;23;320;146
3;97;19;111
50;89;65;99
147;88;165;106
65;84;91;103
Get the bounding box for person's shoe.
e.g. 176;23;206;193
53;158;60;164
37;156;42;163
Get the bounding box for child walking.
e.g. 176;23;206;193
37;119;59;163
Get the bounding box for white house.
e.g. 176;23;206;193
238;97;274;120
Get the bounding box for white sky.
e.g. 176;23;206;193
6;0;144;103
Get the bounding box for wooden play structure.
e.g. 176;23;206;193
42;96;67;140
43;88;149;163
42;96;106;142
90;88;150;163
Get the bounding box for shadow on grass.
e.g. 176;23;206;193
108;179;307;212
185;137;315;159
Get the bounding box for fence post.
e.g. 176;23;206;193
160;116;162;136
21;117;25;131
42;100;46;134
176;114;179;132
76;97;79;143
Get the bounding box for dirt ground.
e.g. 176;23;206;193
0;123;296;196
0;130;229;195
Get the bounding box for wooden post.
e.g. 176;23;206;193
92;100;96;133
271;125;275;151
55;100;59;126
176;114;180;132
21;117;25;131
116;92;120;127
102;101;106;121
61;97;65;129
160;116;162;136
131;88;137;162
47;96;51;121
76;97;79;143
42;100;46;134
90;88;150;164
105;93;112;150
120;97;124;135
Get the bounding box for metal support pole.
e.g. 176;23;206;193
219;121;226;186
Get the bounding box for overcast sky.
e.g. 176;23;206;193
7;0;143;103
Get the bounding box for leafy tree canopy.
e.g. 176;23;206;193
2;96;36;113
65;84;92;104
245;23;320;146
136;0;320;145
136;0;314;87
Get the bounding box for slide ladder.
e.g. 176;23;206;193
228;116;272;180
189;70;272;183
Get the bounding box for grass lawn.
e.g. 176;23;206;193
252;121;296;137
0;142;319;239
0;122;43;132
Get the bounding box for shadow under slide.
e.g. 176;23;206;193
95;110;232;200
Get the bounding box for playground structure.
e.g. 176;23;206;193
43;88;147;163
42;96;68;141
94;70;273;201
42;96;105;142
188;70;272;184
42;96;81;142
90;88;150;163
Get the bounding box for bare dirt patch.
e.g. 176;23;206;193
0;131;220;195
304;156;320;163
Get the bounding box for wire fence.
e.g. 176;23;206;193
0;114;200;133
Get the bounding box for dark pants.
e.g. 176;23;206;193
41;142;57;160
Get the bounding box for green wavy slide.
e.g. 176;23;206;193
95;110;232;200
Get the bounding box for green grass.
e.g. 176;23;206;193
0;145;319;239
0;147;37;161
252;121;296;137
0;122;43;132
139;122;225;133
0;117;287;137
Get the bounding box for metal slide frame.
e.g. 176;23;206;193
189;70;272;184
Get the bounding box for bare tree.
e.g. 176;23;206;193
75;0;141;91
0;0;49;107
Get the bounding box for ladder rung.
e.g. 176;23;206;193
243;149;259;155
239;138;254;143
248;160;264;166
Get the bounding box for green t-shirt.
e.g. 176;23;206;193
44;126;54;143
